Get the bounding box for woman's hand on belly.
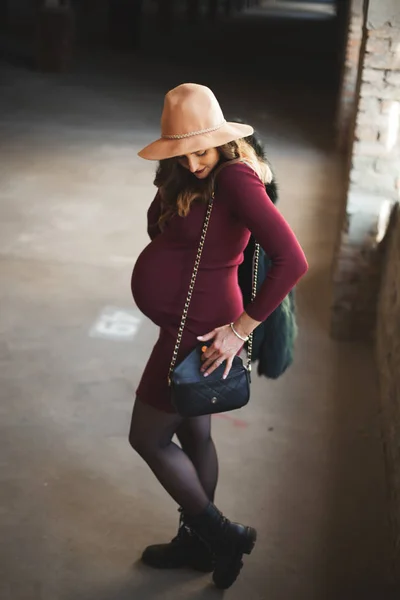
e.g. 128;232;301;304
197;325;245;379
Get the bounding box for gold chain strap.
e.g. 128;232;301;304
246;241;260;371
168;194;215;385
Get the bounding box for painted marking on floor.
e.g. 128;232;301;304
89;306;142;341
214;413;249;428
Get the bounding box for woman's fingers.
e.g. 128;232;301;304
222;356;234;380
203;355;227;377
201;350;220;372
197;330;216;342
198;324;241;377
201;345;218;360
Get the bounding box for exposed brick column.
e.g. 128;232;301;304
377;203;400;580
336;0;366;155
331;0;400;341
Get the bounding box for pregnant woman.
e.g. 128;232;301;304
130;83;308;589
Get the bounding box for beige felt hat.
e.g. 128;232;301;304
138;83;254;161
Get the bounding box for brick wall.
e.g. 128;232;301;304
333;0;400;573
377;203;400;574
331;0;400;340
336;0;366;155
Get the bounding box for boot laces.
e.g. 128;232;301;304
172;508;193;544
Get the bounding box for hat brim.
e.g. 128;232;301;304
138;122;254;161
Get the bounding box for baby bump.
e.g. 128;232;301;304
132;242;244;329
132;263;243;334
131;240;191;325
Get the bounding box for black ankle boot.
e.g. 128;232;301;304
141;509;215;572
185;502;257;589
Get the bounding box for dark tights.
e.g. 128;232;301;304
129;399;219;515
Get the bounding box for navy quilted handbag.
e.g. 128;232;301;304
171;345;250;417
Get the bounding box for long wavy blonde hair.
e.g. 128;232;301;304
154;138;273;227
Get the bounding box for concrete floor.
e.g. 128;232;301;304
0;10;393;599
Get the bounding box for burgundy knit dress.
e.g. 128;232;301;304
131;162;308;413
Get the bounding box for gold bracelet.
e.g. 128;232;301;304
230;322;249;342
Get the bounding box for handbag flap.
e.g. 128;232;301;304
173;345;245;385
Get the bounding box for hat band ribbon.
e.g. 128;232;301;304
162;120;226;140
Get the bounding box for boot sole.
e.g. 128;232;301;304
142;558;214;572
212;527;257;590
142;550;215;572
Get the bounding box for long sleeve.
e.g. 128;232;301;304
217;163;308;323
147;191;163;240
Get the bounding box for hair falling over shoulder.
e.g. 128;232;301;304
154;136;273;228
